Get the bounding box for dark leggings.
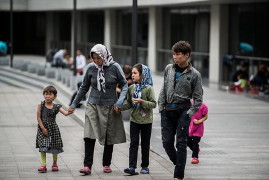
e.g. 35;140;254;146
84;138;114;168
187;136;201;158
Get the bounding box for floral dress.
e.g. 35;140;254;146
36;101;64;154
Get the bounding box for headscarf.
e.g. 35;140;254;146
133;64;153;116
90;44;114;93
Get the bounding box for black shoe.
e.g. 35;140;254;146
124;167;139;175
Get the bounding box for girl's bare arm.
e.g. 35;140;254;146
59;107;72;116
194;114;208;124
200;113;208;122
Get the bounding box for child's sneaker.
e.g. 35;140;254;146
103;166;112;173
140;167;149;174
124;167;139;175
38;165;47;173
52;164;59;171
79;166;91;175
191;157;199;164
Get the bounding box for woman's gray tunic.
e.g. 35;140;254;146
70;62;128;145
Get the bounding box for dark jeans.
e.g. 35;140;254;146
129;121;152;169
161;108;190;179
187;136;201;158
84;138;114;168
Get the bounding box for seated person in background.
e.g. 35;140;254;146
51;48;68;68
233;74;247;92
232;62;249;82
249;64;269;93
230;62;249;91
65;54;73;69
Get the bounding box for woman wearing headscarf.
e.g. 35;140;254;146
68;44;128;175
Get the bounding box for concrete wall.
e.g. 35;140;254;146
1;0;267;11
0;0;27;11
27;0;73;11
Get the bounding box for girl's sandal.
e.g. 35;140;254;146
52;164;59;171
38;165;47;173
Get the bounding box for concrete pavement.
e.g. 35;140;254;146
0;78;174;180
1;55;269;179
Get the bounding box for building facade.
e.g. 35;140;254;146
1;0;269;86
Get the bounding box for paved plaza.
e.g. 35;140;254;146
0;55;269;180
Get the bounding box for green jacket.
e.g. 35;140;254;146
123;84;156;124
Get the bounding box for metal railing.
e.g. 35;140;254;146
48;41;269;85
111;45;148;66
49;41;149;66
222;55;269;82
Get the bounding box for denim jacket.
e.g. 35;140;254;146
158;63;203;116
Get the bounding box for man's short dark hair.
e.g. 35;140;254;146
172;41;192;56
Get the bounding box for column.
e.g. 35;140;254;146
76;12;82;43
105;9;116;51
209;4;229;87
45;12;54;51
148;7;162;73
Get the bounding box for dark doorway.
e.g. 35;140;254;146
0;12;46;55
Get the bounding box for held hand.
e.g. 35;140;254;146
42;128;48;136
116;87;122;93
113;106;121;113
68;110;74;115
68;108;75;114
132;98;143;104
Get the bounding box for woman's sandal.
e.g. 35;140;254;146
79;166;91;175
